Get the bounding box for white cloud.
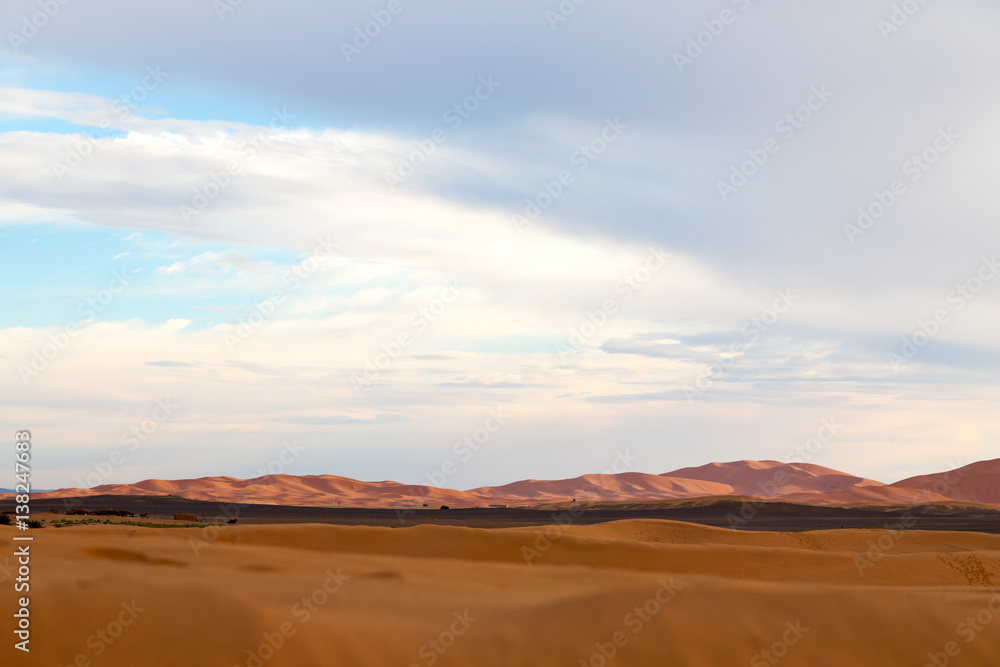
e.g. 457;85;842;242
2;0;1000;487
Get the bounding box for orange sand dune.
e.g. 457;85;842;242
664;459;884;497
27;474;482;508
891;458;1000;505
3;519;999;665
191;521;1000;588
11;459;1000;508
467;472;733;502
779;485;953;505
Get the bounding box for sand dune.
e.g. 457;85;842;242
29;474;482;508
780;485;953;505
467;472;733;502
10;459;999;508
891;458;1000;505
4;519;998;665
664;459;884;497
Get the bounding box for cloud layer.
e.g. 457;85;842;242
1;0;998;488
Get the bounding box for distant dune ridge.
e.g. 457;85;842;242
13;458;1000;508
889;458;1000;505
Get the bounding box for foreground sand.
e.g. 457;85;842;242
2;519;999;665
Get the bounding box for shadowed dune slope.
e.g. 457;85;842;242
780;485;953;505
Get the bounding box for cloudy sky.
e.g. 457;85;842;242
2;0;998;490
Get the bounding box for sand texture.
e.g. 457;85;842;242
3;519;999;666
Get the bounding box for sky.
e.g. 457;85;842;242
2;0;999;490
